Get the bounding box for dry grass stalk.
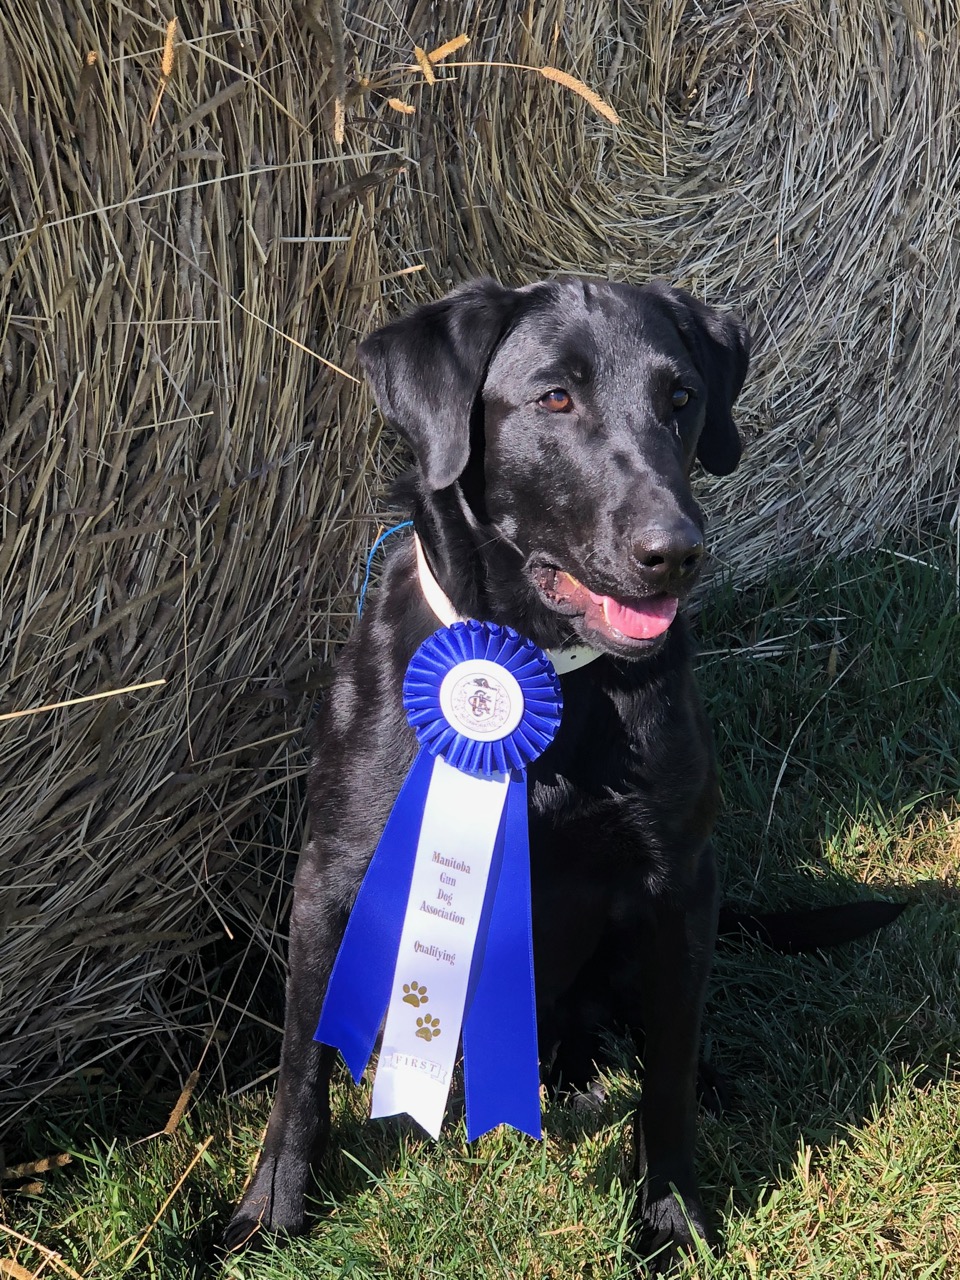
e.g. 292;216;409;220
427;35;469;63
147;17;177;127
412;44;437;85
324;0;347;144
3;1153;72;1179
122;1137;213;1271
162;1069;200;1135
0;680;166;724
0;1260;36;1280
0;1226;82;1280
411;57;621;127
539;66;621;124
160;18;176;76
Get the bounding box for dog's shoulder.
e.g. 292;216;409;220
307;539;431;809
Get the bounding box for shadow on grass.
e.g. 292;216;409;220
7;541;959;1274
685;537;960;1246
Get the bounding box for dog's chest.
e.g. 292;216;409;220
524;660;716;885
531;663;708;801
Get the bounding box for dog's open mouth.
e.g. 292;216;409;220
531;566;679;648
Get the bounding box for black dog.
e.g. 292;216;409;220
226;278;898;1269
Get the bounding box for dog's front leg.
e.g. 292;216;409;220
631;853;718;1271
224;850;341;1250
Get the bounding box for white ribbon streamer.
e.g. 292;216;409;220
370;755;510;1137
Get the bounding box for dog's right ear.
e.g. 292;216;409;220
644;282;751;476
358;279;520;491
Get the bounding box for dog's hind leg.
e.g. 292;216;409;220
223;861;340;1250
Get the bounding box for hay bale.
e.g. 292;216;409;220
1;0;957;1127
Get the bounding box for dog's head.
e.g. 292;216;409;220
359;277;749;658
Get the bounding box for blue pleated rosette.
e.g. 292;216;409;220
402;621;563;777
315;619;561;1142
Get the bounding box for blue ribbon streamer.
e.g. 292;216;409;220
314;747;434;1082
462;774;541;1140
314;622;560;1139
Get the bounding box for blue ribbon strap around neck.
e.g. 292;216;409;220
314;620;562;1139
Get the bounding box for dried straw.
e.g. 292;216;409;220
412;45;438;86
427;36;470;64
538;67;621;125
147;17;177;128
2;0;958;1131
1;0;393;1131
0;680;165;724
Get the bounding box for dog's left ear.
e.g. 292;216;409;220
646;283;751;476
358;278;521;490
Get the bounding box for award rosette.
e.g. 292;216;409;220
314;620;562;1141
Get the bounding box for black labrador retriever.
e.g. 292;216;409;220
225;277;896;1269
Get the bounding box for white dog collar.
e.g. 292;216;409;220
413;535;601;676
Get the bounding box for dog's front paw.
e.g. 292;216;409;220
635;1190;710;1275
223;1157;309;1252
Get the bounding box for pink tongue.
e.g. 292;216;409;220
590;592;679;640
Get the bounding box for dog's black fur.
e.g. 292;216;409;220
226;278;901;1270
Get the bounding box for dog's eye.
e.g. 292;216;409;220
538;389;572;413
672;388;691;409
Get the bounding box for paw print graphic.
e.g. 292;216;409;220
402;981;429;1008
415;1013;441;1042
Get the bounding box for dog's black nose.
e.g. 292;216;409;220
633;522;704;585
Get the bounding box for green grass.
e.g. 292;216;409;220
4;535;959;1278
